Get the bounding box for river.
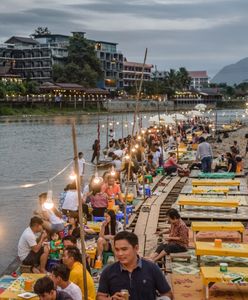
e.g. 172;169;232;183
0;109;246;273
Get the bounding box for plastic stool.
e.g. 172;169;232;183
116;212;128;224
93;216;105;222
145;174;153;183
156;167;165;175
126;205;133;214
103;251;114;265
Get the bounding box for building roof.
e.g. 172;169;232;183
188;70;208;78
34;34;70;39
5;36;38;45
124;61;153;68
90;40;118;45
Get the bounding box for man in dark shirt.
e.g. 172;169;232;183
226;152;237;172
34;276;73;300
97;231;172;300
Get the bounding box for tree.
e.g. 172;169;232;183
177;67;191;90
52;33;103;87
33;27;51;36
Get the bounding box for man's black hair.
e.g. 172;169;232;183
166;208;181;220
30;216;43;227
64;246;82;262
62;235;77;245
52;264;70;282
114;231;138;247
34;276;55;295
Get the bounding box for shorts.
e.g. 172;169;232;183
155;243;187;255
51;223;64;232
22;247;44;267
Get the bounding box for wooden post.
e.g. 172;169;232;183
124;48;148;230
72;123;88;300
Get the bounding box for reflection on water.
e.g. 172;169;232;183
0;109;246;272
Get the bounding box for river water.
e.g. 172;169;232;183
0;109;246;273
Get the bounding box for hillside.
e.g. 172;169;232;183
211;57;248;86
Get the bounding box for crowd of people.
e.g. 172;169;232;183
16;118;247;299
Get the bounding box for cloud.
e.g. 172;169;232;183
0;0;248;77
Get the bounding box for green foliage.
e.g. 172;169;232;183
24;81;39;94
33;27;51;36
52;33;103;87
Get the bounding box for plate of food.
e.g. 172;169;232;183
18;292;37;299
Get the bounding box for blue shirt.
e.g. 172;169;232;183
98;258;171;300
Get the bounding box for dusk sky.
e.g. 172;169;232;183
1;0;248;78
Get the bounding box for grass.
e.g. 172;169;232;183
0;104;106;116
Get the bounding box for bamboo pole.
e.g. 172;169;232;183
72;123;88;300
123;48;148;230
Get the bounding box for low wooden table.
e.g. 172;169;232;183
201;266;248;299
192;179;240;190
198;172;236;179
0;273;44;300
178;198;239;213
87;221;102;233
192;187;230;195
191;221;244;242
195;241;248;266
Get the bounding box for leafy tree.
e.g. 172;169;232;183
52;33;102;87
33;27;51;36
0;82;6;99
24;81;39;94
177;67;191;90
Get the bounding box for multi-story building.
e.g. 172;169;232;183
92;41;123;90
123;59;153;88
0;33;123;89
0;35;69;83
188;70;209;89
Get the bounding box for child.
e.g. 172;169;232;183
49;232;63;260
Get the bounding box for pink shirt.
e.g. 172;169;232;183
164;157;177;168
89;193;108;208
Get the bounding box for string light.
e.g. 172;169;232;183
137;135;141;140
135;144;139;149
125;154;130;160
131;148;136;153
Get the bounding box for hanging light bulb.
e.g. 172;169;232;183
69;171;77;181
135;144;139;149
92;172;103;185
102;124;105;128
110;166;116;177
109;122;113;126
125;154;130;160
125;124;128;128
137;135;141;140
141;130;145;134
116;121;119;125
144;115;147;119
131;148;136;153
43;190;54;210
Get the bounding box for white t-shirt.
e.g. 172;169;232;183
112;159;122;171
78;158;85;176
62;190;82;211
46;210;64;225
18;227;37;261
58;282;82;300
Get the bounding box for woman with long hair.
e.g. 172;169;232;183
96;210;123;261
